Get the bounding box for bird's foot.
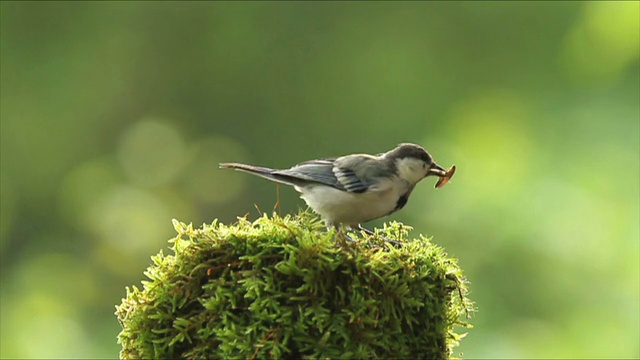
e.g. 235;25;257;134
333;227;358;245
344;233;358;243
357;225;403;247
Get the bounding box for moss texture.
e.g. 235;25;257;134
115;211;473;359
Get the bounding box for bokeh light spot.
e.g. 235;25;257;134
182;135;249;204
88;185;174;252
117;118;187;187
18;307;90;358
57;158;120;232
560;1;640;86
528;179;616;265
1;253;97;358
447;90;533;205
13;252;98;305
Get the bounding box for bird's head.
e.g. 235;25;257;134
384;143;449;187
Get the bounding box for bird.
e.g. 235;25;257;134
219;143;454;231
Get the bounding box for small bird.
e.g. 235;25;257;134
219;143;454;230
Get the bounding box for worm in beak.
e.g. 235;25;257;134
427;163;447;177
429;164;456;189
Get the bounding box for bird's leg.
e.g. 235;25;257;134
342;225;358;243
330;224;357;244
357;225;403;247
344;233;358;243
273;183;281;215
357;225;375;237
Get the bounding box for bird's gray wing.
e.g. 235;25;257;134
274;155;390;193
333;155;394;193
272;159;340;188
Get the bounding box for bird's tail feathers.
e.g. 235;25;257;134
219;163;299;186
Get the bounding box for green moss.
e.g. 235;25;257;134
115;210;473;359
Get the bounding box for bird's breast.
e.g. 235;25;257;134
297;178;409;226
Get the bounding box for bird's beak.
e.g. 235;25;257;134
431;163;456;189
427;163;447;177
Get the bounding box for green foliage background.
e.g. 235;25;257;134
1;1;638;358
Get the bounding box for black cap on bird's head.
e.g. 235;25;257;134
386;143;433;163
384;143;454;187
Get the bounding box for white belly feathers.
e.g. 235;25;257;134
295;177;410;227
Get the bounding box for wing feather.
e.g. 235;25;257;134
273;154;393;193
332;167;368;193
273;159;342;189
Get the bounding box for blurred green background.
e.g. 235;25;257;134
1;1;638;358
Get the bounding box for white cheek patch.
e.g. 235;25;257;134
395;158;427;185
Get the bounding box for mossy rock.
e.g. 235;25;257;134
115;211;473;359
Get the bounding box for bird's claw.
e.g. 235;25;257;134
357;225;403;247
345;233;358;243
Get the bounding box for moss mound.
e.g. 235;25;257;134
115;211;473;359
